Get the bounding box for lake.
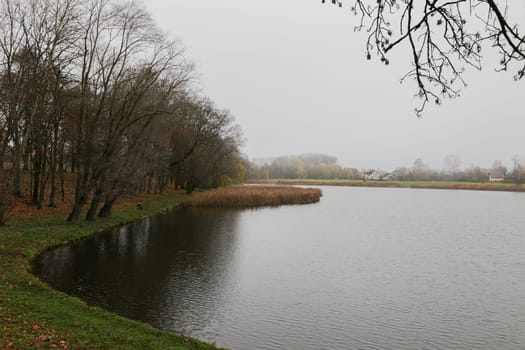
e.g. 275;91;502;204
33;187;525;349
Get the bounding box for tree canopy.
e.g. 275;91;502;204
323;0;524;115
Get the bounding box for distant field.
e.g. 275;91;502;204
248;179;525;192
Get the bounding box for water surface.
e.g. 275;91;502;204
34;187;525;349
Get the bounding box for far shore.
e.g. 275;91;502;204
247;179;525;192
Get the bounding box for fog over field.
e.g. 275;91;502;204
143;0;524;170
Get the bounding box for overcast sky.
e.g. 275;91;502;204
142;0;523;170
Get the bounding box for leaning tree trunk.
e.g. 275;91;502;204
86;188;104;221
67;174;89;222
67;192;87;222
98;194;118;218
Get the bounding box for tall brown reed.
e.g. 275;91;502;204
190;186;322;208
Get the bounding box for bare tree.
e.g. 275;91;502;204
324;0;524;115
67;0;190;221
443;154;462;179
174;107;243;193
512;155;524;186
0;0;77;208
19;0;78;207
0;0;29;197
490;159;507;178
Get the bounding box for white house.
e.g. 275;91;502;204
489;170;505;182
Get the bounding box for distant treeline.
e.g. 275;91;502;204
389;158;515;183
247;155;522;184
389;166;491;182
247;154;359;180
0;0;244;224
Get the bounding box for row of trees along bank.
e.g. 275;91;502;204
0;0;244;224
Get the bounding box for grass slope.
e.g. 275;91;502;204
0;191;224;350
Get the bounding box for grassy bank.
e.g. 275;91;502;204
249;179;525;192
190;185;322;208
0;191;224;350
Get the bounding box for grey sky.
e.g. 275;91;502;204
142;0;523;170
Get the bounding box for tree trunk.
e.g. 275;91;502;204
70;150;77;173
49;137;58;207
141;177;147;193
32;165;40;204
159;175;168;193
67;191;87;222
12;141;22;197
0;174;10;226
0;193;8;225
86;188;103;221
147;175;153;194
49;170;57;207
155;175;161;194
37;170;49;209
0;136;9;169
98;195;117;218
67;173;89;222
60;159;65;202
185;182;197;194
58;139;66;202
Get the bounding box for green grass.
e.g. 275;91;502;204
0;192;224;350
249;179;525;192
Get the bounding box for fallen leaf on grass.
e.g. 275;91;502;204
37;334;50;342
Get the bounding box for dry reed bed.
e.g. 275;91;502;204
190;186;322;208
